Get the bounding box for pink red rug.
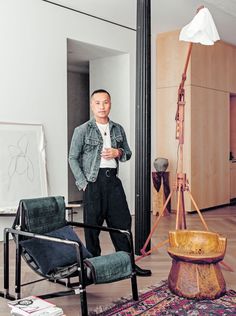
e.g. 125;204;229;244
90;281;236;315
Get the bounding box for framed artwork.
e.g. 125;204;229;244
0;122;48;214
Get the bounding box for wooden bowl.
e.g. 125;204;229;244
167;230;226;263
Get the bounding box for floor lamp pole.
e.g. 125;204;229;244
174;41;193;230
136;41;210;261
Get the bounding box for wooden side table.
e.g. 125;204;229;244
152;171;171;216
66;201;83;221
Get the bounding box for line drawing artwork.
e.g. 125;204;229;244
0;123;47;213
7;134;34;191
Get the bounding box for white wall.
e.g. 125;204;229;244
50;0;136;30
90;54;135;212
0;0;135;208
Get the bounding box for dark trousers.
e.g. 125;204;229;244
83;168;132;257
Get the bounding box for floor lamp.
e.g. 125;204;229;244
136;6;221;261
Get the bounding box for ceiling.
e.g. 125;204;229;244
47;0;236;71
67;39;123;73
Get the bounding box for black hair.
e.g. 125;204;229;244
91;89;111;99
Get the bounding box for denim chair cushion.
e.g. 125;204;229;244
22;196;67;234
84;251;132;284
20;226;92;275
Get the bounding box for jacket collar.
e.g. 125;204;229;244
88;117;115;129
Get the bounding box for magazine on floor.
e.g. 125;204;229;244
8;296;64;316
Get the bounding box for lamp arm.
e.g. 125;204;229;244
175;5;204;135
175;42;193;144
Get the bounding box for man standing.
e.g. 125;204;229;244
69;89;151;276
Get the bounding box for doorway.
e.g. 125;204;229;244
67;39;126;203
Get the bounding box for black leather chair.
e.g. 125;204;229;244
0;196;138;316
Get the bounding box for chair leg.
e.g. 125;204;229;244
131;273;139;301
15;235;22;299
0;230;11;299
78;263;89;316
0;230;15;300
4;230;10;295
128;233;139;301
79;286;88;316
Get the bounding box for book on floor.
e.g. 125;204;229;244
8;296;64;316
10;306;64;316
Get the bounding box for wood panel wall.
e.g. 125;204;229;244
230;96;236;159
156;30;236;211
191;87;229;209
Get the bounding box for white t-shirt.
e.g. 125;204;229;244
96;122;117;169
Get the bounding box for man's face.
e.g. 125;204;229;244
90;92;111;122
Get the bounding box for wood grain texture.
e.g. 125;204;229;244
191;86;230;209
152;183;169;216
168;259;226;299
157;30;190;89
230;96;236;159
230;162;236;199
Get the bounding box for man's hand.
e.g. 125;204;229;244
101;148;121;160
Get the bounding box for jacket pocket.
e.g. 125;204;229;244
84;138;100;152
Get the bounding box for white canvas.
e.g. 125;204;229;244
0;123;48;213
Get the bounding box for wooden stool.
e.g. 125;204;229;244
167;230;227;299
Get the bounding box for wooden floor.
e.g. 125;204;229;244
0;205;236;315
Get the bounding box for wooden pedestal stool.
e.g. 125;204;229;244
167;230;227;299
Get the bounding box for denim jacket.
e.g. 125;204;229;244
69;118;132;190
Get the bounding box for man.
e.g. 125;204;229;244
69;89;151;277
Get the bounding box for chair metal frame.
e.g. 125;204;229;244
0;198;138;316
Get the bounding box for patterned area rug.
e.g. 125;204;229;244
90;281;236;315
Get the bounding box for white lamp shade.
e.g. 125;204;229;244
179;7;220;45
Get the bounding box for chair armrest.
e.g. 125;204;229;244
68;221;131;238
5;227;83;250
66;221;135;261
